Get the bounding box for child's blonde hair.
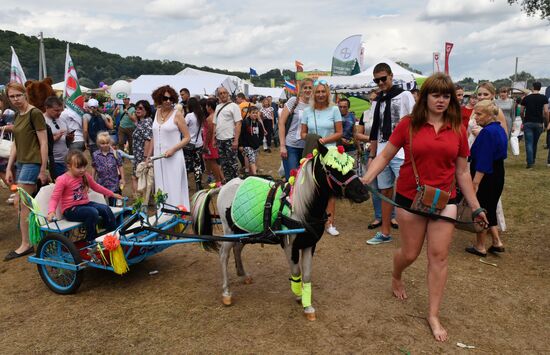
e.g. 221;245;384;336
96;131;111;146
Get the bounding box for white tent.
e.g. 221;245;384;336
52;81;91;94
246;85;286;101
129;75;228;103
176;67;244;94
320;58;426;90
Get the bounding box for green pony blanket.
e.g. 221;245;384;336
231;177;290;233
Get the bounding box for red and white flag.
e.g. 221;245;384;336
444;42;454;75
433;52;440;72
64;44;85;116
10;46;27;84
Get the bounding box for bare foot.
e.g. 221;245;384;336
392;276;407;300
427;316;448;342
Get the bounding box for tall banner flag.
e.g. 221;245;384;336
295;60;304;72
433;52;440;73
10;46;27;84
249;67;258;77
63;44;85;116
331;34;363;76
444;42;454;75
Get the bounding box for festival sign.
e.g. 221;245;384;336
331;34;363;76
295;71;331;81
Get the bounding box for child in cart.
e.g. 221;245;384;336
47;150;123;241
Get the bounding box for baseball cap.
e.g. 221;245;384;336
87;98;99;108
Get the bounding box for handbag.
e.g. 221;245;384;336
409;128;452;215
456;198;485;233
0;126;13;158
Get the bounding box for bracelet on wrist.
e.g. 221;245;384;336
472;207;486;218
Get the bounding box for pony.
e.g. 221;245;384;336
192;143;369;320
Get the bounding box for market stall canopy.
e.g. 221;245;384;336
319;58;426;90
52;81;91;94
176;67;244;94
129;75;227;103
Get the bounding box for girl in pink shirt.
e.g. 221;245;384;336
47;150;123;241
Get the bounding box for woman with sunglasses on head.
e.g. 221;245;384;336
468;82;508;146
361;73;488;342
131;100;153;194
278;78;313;180
4;82;50;261
148;85;191;210
468;82;508;234
300;79;343;236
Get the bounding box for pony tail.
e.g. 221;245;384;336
191;188;221;252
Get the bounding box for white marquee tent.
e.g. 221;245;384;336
176;67;245;94
246;84;286;101
320;58;426;90
129;75;230;103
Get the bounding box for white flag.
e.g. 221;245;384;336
10;46;27;84
331;34;363;76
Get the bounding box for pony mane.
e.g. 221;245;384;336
292;157;318;222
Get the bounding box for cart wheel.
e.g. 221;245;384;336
36;233;83;294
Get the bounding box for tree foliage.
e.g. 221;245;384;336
395;61;423;75
0;30;294;88
507;0;550;19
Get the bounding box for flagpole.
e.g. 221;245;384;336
38;31;47;80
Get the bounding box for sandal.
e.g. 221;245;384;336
488;245;505;253
391;219;399;229
368;220;382;229
465;246;487;257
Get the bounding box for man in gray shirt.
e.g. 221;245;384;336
44;96;73;180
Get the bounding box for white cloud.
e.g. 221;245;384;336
149;0;213;18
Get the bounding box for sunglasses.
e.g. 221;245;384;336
136;106;145;110
314;79;327;86
373;76;388;84
52;121;60;130
162;96;174;102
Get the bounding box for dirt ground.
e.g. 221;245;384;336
0;144;549;354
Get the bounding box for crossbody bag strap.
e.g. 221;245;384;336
313;109;319;135
409;126;420;186
215;102;232;120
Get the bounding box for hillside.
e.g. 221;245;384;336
0;30;294;88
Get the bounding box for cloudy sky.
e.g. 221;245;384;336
1;0;549;80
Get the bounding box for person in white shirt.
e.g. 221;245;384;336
213;87;242;182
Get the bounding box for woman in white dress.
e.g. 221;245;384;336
148;85;191;209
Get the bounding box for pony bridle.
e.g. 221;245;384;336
325;169;359;197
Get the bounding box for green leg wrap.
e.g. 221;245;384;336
290;275;302;297
302;282;312;308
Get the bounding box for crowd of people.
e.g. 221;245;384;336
0;63;549;342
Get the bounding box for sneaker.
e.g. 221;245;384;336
526;164;533;169
366;232;393;245
326;224;340;236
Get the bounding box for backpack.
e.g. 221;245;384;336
88;113;108;144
